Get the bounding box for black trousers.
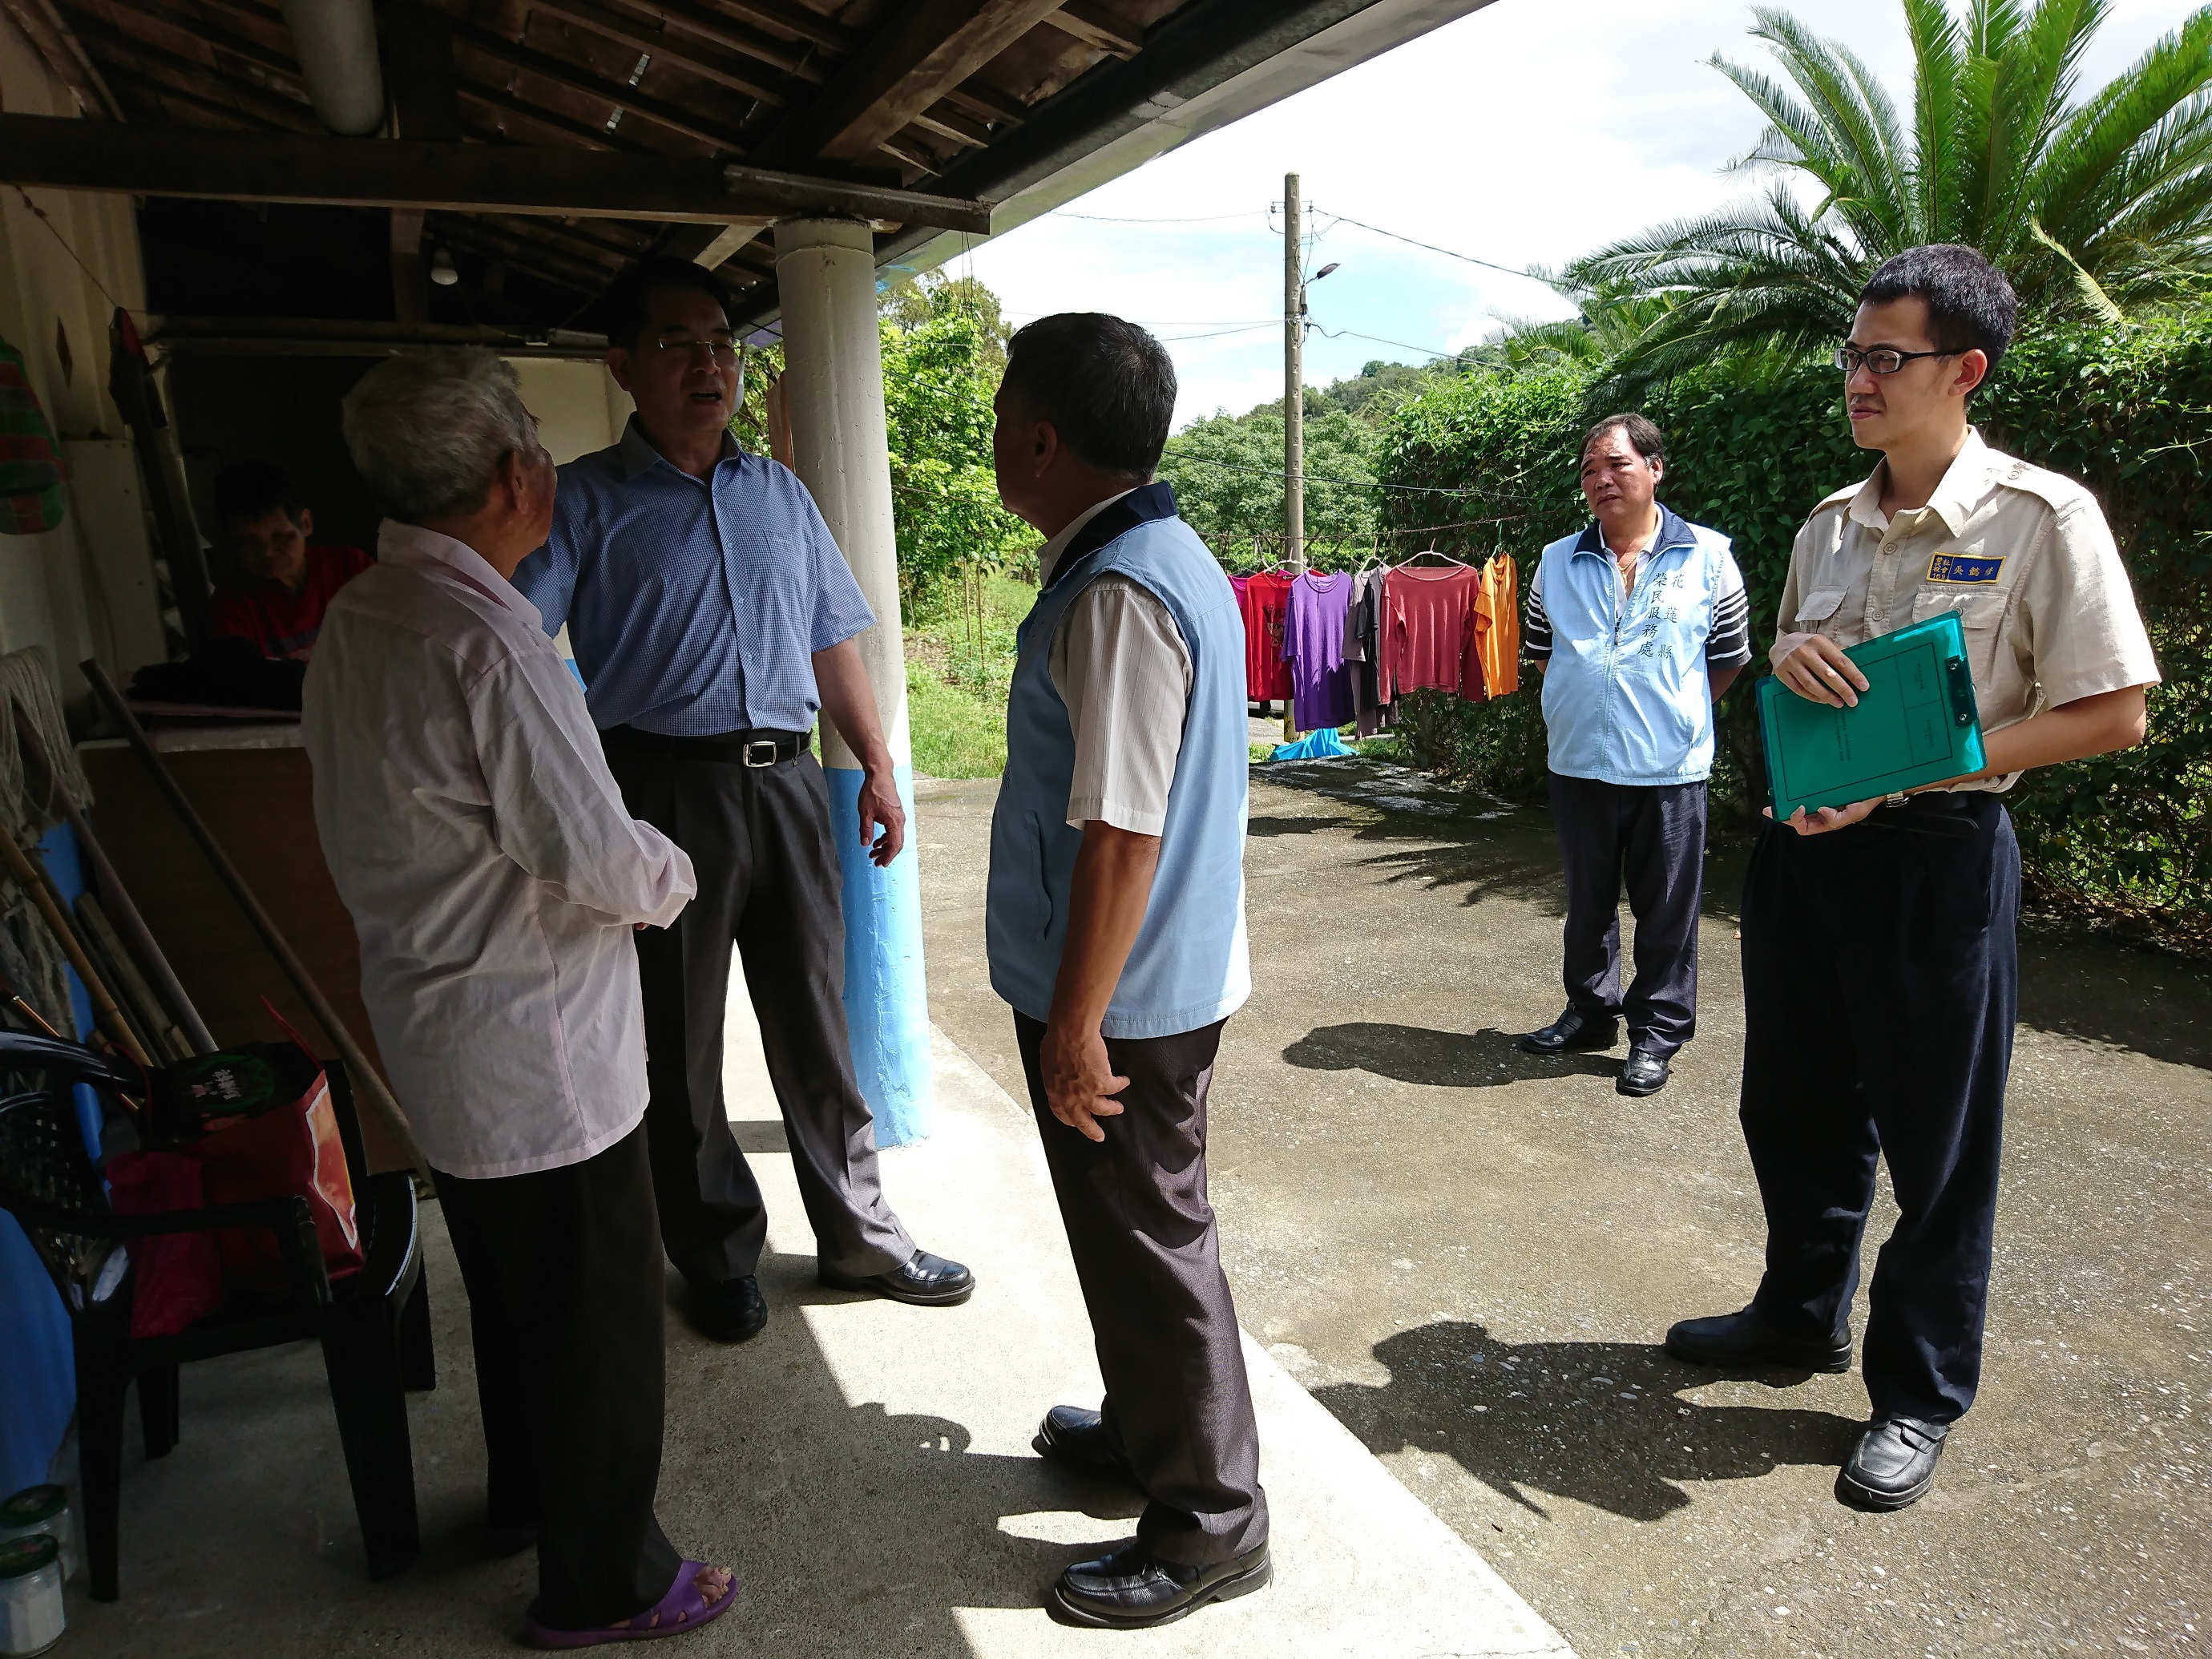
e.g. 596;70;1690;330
1738;794;2019;1424
432;1126;680;1630
1015;1011;1268;1566
604;738;914;1286
1548;772;1708;1056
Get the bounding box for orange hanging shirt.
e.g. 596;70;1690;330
1474;553;1520;696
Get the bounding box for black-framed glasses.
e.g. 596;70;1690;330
1833;345;1962;375
655;333;740;365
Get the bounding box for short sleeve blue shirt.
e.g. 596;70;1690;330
514;418;876;736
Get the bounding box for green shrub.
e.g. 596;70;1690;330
1377;319;2212;951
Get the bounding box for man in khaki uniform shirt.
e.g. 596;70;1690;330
1666;245;2158;1512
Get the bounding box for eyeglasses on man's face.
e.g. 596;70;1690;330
654;331;741;365
1833;345;1963;376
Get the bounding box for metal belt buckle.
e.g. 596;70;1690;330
742;738;780;769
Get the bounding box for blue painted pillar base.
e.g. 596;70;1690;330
825;764;932;1146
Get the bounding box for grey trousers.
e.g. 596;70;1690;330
1549;771;1709;1057
1015;1011;1269;1566
605;736;914;1286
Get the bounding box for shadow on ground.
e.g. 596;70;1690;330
62;1222;1142;1658
1312;1322;1863;1524
1257;760;2212;1072
1283;1022;1619;1087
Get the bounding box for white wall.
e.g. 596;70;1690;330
506;357;632;465
0;11;154;710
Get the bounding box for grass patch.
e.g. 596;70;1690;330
904;570;1033;779
906;660;1006;778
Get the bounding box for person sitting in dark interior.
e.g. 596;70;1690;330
207;458;372;660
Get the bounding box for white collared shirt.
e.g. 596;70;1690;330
303;520;696;1179
1037;491;1193;836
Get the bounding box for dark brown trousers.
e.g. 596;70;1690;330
1015;1012;1269;1566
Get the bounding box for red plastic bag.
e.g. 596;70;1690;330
172;1041;362;1296
106;1151;226;1338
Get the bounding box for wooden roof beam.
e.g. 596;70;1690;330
449;18;749;154
60;5;314;125
798;0;1068;163
0;111;995;229
1039;2;1140;57
517;0;789;107
579;0;830;82
74;0;305;93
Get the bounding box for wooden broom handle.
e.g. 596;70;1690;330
0;829;149;1066
11;700;219;1054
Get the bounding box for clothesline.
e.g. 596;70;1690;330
1235;552;1524;744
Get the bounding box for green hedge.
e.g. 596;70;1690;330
1375;319;2212;951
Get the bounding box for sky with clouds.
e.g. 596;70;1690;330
949;0;2206;428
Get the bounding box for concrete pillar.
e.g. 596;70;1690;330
773;216;930;1146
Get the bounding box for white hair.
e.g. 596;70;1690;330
341;348;539;523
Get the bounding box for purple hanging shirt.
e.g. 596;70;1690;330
1283;571;1356;730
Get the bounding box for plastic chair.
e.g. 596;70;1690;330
0;1029;432;1600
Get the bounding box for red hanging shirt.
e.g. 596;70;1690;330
1238;570;1294;700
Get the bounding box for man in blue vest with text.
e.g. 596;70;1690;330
986;313;1269;1630
1518;414;1753;1097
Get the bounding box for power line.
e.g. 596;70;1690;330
1312;208;1552;285
1309;322;1471;361
1154;322;1280;342
1053;209;1270;224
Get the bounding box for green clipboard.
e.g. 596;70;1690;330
1757;610;1986;820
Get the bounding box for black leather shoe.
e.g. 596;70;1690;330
819;1248;975;1306
1049;1540;1271;1629
1033;1406;1140;1488
1617;1047;1671;1096
1665;1305;1851;1372
1838;1416;1949;1510
688;1275;769;1344
1516;1007;1619;1056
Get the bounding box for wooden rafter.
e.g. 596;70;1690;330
712;0;856;56
61;4;313;124
79;0;305;92
1039;2;1140;57
518;0;792;106
0;112;997;228
566;0;828;83
451;18;746;153
797;0;1068;163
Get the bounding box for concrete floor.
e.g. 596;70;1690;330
917;761;2212;1658
47;927;1570;1656
38;756;2210;1657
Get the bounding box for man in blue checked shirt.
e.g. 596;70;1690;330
1516;414;1752;1099
515;258;971;1346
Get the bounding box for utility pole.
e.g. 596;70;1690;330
1282;169;1303;741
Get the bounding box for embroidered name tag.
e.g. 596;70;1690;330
1926;552;2004;584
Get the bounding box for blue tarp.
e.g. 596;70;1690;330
1269;727;1354;762
0;821;101;1496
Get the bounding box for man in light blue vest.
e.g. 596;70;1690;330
1518;414;1753;1097
986;314;1268;1630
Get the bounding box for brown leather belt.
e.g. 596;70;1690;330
603;724;810;767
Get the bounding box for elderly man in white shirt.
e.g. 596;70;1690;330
305;349;733;1649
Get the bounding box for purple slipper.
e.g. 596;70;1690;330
525;1562;738;1649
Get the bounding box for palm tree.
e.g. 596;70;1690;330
1492;276;1686;368
1568;0;2212;387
